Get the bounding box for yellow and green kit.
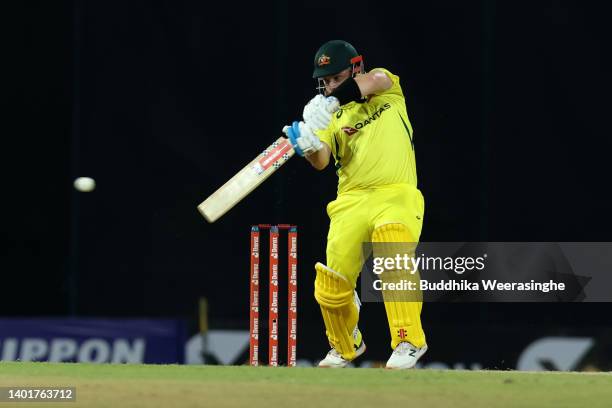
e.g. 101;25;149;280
314;68;426;359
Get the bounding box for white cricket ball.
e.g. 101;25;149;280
73;177;96;192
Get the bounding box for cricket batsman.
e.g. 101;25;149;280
283;40;427;368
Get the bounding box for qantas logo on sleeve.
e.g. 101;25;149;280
342;127;358;136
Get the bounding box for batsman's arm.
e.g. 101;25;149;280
353;69;393;96
305;141;331;170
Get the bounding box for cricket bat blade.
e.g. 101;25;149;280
197;137;295;222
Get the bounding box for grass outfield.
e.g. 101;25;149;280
0;363;610;408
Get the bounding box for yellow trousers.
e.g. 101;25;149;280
321;183;427;350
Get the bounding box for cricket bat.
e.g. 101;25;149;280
197;136;295;222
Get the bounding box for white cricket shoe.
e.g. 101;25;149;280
318;337;366;368
385;342;428;369
318;291;365;368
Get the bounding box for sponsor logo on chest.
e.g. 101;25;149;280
339;102;392;136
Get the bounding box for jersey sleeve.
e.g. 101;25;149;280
370;67;404;99
315;127;335;157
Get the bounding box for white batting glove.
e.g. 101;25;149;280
282;121;322;157
303;95;340;131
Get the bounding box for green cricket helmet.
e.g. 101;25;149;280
312;40;364;79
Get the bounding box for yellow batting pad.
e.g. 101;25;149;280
314;262;360;361
371;222;417;250
372;224;426;349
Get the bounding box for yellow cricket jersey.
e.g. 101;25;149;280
316;68;417;195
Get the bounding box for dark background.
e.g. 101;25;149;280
6;0;611;337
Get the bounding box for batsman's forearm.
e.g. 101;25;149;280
354;70;392;96
305;142;331;170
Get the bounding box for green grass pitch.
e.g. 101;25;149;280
0;362;610;407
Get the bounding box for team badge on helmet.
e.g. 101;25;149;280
317;54;331;66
